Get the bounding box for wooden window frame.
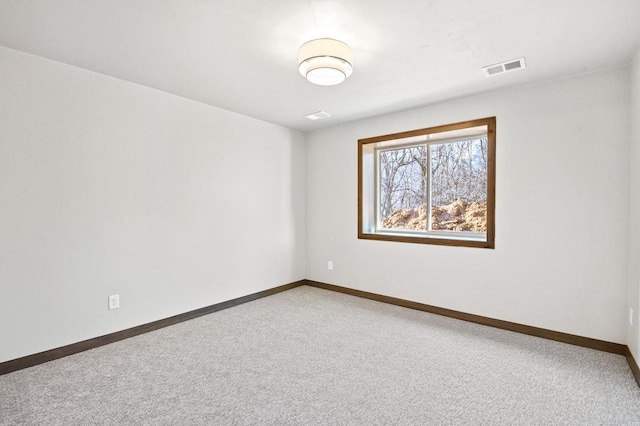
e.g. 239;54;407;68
358;117;496;249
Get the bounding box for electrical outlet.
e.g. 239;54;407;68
327;261;333;271
108;294;120;310
631;308;634;326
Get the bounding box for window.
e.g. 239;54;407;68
358;117;495;248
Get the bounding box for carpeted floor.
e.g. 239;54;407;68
1;285;639;425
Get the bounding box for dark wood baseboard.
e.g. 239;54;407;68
0;280;305;376
303;280;627;356
627;347;640;387
3;278;637;388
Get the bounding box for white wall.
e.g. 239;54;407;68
630;47;640;359
1;43;635;365
0;46;306;363
306;67;631;343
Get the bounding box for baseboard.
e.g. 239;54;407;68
3;278;636;387
303;280;627;356
627;347;640;387
0;280;305;376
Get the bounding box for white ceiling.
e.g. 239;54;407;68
0;0;639;132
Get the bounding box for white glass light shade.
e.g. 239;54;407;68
298;39;353;86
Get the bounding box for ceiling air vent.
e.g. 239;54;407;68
304;111;331;120
482;57;526;76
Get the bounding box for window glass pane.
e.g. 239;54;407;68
379;146;426;230
430;138;487;233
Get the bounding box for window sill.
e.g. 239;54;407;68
358;231;494;249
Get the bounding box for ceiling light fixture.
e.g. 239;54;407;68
298;38;353;86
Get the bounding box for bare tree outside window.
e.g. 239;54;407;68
379;146;426;228
379;138;487;233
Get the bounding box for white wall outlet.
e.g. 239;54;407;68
631;308;634;326
327;261;333;271
108;294;120;310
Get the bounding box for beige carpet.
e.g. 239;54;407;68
1;286;639;425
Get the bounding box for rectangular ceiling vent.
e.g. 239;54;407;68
482;57;526;77
304;111;331;120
